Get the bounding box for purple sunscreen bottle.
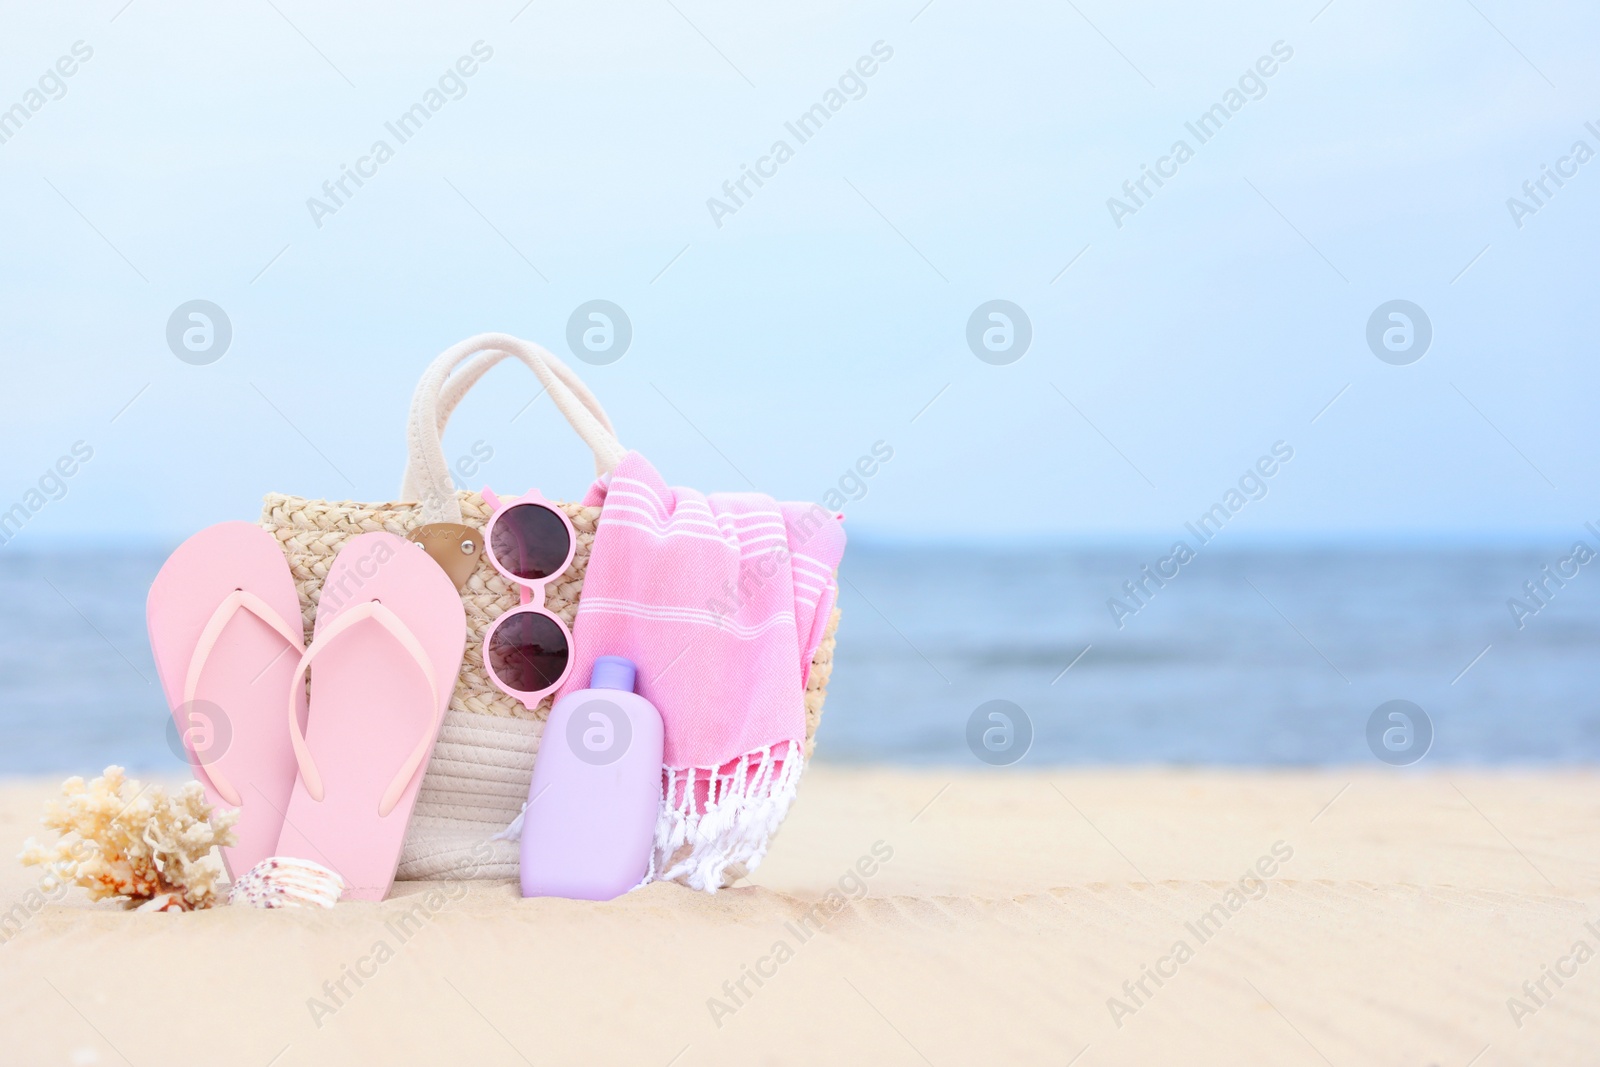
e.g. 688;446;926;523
519;656;664;900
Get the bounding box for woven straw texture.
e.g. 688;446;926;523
259;489;839;881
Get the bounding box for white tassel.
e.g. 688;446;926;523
490;799;529;842
648;743;805;893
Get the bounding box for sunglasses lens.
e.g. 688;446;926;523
486;611;570;695
491;503;571;581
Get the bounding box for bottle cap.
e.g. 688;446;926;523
590;655;637;693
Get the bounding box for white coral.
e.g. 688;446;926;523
19;766;237;911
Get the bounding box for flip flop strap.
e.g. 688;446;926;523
287;602;444;818
183;590;306;807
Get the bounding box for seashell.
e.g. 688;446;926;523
136;892;191;912
228;856;344;909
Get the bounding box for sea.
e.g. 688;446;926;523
2;541;1597;774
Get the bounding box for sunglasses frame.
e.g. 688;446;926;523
478;487;578;709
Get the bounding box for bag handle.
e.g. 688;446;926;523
433;348;618;450
401;333;626;525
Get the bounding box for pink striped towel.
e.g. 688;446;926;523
556;451;845;890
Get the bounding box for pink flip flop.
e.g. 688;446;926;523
147;522;307;879
274;532;466;901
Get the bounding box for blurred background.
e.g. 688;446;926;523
2;0;1597;773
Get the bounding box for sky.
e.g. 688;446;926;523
1;0;1597;546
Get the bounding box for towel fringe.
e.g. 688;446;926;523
649;742;804;893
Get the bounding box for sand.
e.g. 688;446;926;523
1;766;1596;1066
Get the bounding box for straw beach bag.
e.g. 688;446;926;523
259;334;839;883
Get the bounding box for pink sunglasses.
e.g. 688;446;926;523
479;487;577;709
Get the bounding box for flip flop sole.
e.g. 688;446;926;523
147;522;306;879
276;533;466;901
